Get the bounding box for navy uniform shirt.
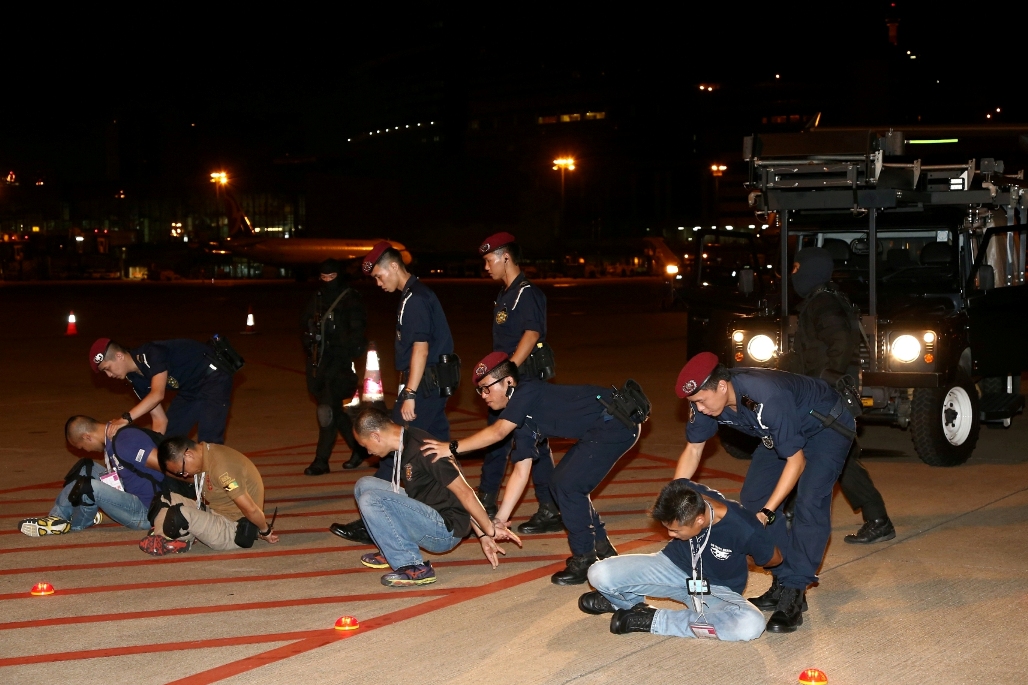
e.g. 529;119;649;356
500;382;627;444
105;426;164;508
661;481;776;594
493;273;546;354
127;340;212;401
685;368;840;459
395;275;454;372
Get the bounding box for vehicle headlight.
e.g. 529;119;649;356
732;330;745;343
665;264;679;275
747;334;776;362
890;334;921;363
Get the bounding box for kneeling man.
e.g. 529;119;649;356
581;479;781;641
146;436;278;555
352;407;520;587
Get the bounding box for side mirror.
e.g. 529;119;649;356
738;268;755;295
979;264;995;291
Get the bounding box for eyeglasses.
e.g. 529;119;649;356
175;454;189;478
475;377;506;396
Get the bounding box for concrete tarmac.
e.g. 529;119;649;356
1;278;1025;684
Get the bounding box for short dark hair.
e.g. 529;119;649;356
374;247;406;272
157;436;196;473
491;243;522;265
65;415;99;443
107;341;129;356
486;359;519;384
698;364;731;393
354;407;395;437
651;479;705;526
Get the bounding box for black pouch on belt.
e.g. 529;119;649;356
596;379;651;429
520;342;556;381
206;334;245;374
820;368;862;417
433;353;462;397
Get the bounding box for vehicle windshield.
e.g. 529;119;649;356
799;230;960;291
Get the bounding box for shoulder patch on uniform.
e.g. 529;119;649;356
219;472;240;493
135;448;146;463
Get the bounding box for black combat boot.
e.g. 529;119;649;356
551;554;597;585
578;591;617;615
609;603;657;634
595;537;619;560
342;451;366;469
748;576;808;612
516;502;564;534
844;517;896;544
304;462;330;476
477;490;498;518
329;518;373;545
766;587;806;633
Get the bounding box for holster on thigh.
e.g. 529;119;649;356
234;518;259;548
64;458;96;484
150;493;196;542
317;404;334;428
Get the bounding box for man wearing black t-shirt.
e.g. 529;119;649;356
352;408;520;587
581;480;782;641
422;352;641;586
90;337;234;443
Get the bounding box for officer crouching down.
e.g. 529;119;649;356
673;352;855;633
141;437;278;556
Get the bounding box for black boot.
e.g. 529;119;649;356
551;554;597;585
329;518;373;545
766;587;805;633
517;502;564;534
477;490;498;518
609;603;657;634
748;576;807;612
578;591;617;615
595;537;619;560
343;448;368;470
844;517;896;544
304;462;330;476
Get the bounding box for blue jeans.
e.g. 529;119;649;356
479;407;555;505
588;552;766;641
739;415;854;589
354;476;463;569
50;462;152;531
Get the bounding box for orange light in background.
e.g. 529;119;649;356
710;164;727;177
335;616;360;631
552;157;576;171
210;172;228;185
924;354;934;363
734;352;744;362
30;582;55;596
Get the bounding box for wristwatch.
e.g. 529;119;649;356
449;440;460;457
400;387;418;402
121;412;134;425
759;508;777;526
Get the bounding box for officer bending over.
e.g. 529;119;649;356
675;352;855;633
351;408;520;587
145;437;278;556
582;479;781;640
19;416;165;537
331;241;457;545
423;352;643;585
476;232;561;535
784;246;894;544
90;337;234;443
301;258;370;475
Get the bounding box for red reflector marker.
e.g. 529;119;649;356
335;616;360;631
30;582;55;596
798;668;828;685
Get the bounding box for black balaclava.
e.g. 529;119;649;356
792;247;834;298
320;258;341;276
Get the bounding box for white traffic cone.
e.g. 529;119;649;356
360;342;384;404
242;305;256;334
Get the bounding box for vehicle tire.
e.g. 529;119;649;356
719;428;759;460
910;379;980;466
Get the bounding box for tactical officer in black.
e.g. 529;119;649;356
301;259;370;476
785;247;894;544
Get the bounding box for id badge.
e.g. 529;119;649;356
690;622;719;640
687;578;710;595
100;470;125;492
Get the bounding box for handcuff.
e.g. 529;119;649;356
259;507;278;538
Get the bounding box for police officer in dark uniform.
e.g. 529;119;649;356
785;247;894;544
423;352;643;586
90;337;234;443
673;352;855;633
475;232;562;534
329;241;456;544
301;258;370;476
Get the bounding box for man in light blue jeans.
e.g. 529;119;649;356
581;479;782;641
350;408;520;587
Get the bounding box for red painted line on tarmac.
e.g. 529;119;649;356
635;452;746;484
170;536;663;684
0;497;56;505
0;481;64;496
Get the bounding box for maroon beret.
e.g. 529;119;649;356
478;232;517;255
473;351;510;384
89;337;112;373
361;241;395;275
675;352;720;398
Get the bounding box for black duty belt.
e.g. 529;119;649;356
809;398;856;440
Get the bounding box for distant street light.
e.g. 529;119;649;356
553;157;576;237
210;171;228;185
710;164;727;177
710;164;727;223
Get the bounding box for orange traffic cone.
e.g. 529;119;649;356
241;305;256;334
360;342;384;404
65;312;78;336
